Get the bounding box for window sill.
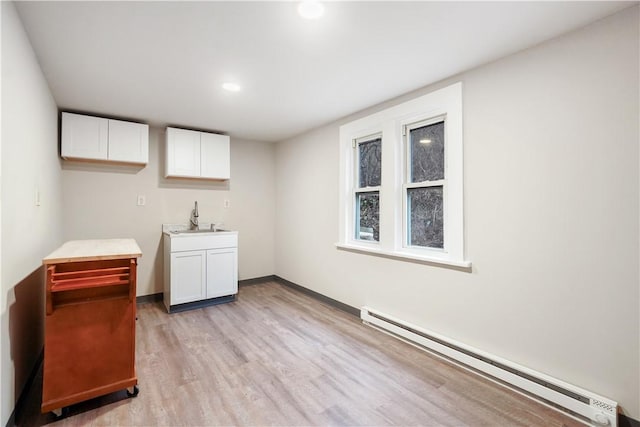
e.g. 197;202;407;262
335;242;472;271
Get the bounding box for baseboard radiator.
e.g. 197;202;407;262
361;306;618;427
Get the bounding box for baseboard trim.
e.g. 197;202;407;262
135;276;276;305
239;275;278;287
167;294;236;313
273;275;359;317
620;414;640;427
136;293;162;304
5;349;44;427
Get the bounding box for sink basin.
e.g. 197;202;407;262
170;229;229;234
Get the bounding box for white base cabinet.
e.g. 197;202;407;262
170;250;206;305
206;248;237;298
164;231;238;313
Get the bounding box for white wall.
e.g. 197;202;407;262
1;2;63;424
1;0;637;422
275;7;639;419
61;128;275;296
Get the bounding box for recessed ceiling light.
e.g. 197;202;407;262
298;1;324;19
222;82;241;92
420;138;432;144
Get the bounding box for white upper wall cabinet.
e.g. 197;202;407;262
166;127;201;177
61;112;148;165
108;118;149;164
61;113;108;161
165;127;230;180
200;132;230;179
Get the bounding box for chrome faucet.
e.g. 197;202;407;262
190;201;199;230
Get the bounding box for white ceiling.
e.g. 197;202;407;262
15;1;633;142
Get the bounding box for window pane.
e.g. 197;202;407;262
359;138;381;187
408;186;443;248
410;121;444;183
356;192;379;241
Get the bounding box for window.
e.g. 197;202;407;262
405;118;445;249
337;82;469;268
355;135;381;242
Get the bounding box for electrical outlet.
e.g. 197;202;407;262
224;199;230;208
137;195;146;206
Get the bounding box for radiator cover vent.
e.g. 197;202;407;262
590;399;616;415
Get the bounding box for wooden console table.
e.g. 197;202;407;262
41;239;142;416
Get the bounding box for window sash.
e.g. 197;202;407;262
354;133;382;191
404;115;446;183
404;184;445;250
405;180;444;189
354;190;380;242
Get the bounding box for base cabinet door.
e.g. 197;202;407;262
206;248;238;299
171;250;206;305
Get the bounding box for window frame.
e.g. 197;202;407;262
352;132;382;246
337;82;469;269
402;115;447;252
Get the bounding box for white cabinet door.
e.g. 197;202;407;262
166;127;201;177
170;250;206;305
108;119;149;164
201;133;230;179
61;112;108;160
206;248;238;299
166;127;230;180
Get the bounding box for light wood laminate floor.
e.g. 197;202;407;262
20;281;582;426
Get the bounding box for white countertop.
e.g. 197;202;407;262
162;223;237;237
43;238;142;265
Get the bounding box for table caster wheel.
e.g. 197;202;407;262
52;407;68;419
126;385;139;397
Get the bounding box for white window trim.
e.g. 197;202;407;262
337;82;470;269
